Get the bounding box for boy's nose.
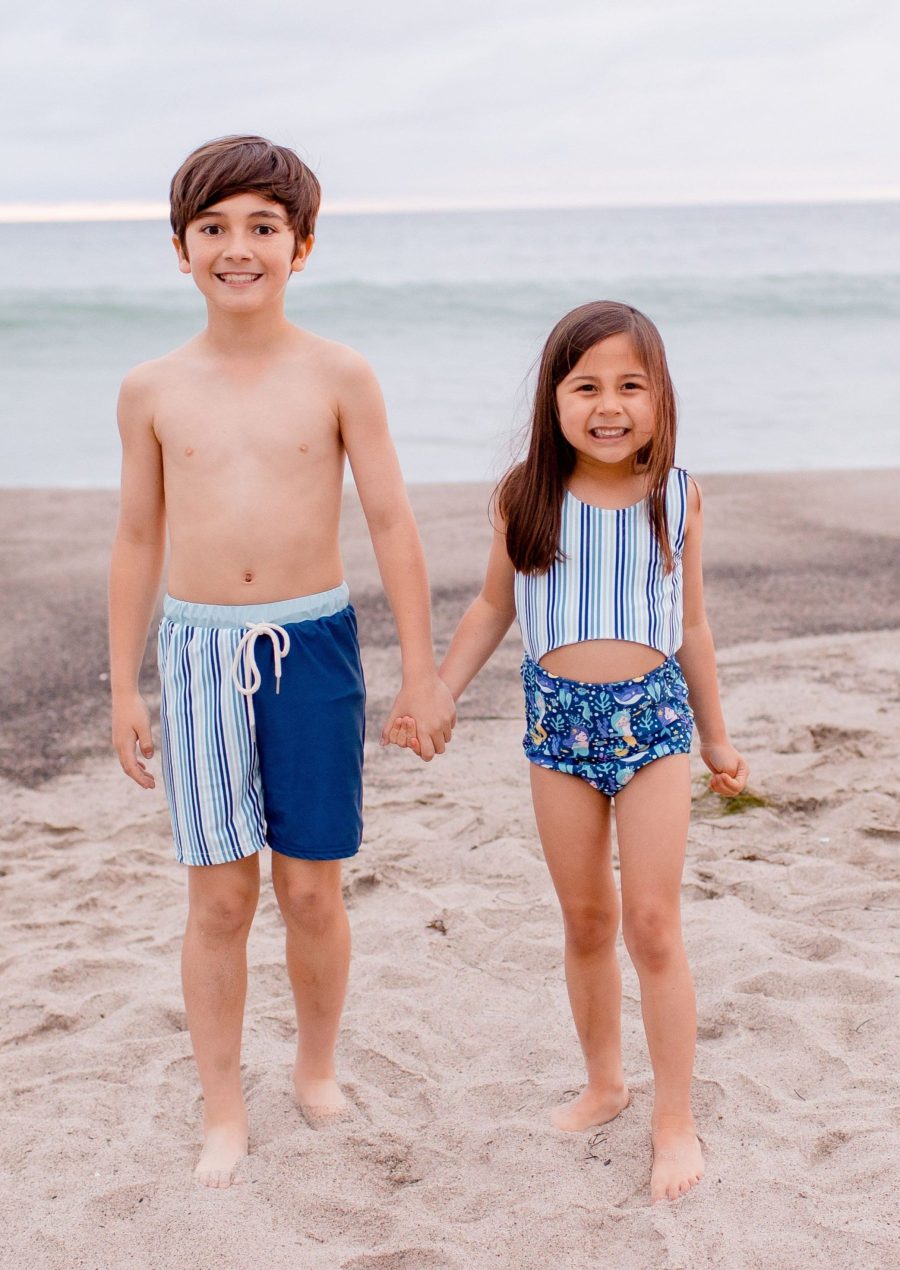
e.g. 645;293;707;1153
224;239;254;261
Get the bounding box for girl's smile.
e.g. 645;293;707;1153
556;332;655;469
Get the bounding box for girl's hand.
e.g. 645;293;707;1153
700;742;749;797
384;715;421;754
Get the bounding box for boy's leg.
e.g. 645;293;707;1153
614;753;704;1202
270;853;350;1119
182;853;261;1187
530;764;630;1131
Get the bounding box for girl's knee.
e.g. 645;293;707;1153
562;901;620;954
622;904;681;972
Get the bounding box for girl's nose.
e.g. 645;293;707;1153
595;394;623;415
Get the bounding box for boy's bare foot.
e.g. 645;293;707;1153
650;1114;704;1202
194;1117;248;1189
294;1069;348;1127
550;1084;630;1132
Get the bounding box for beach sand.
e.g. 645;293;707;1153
1;470;898;1269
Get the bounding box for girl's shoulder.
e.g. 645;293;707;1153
667;466;700;501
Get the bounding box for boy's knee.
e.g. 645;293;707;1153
188;880;258;941
622;905;679;972
276;871;344;933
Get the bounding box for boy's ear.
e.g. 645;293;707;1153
291;234;315;273
172;234;191;275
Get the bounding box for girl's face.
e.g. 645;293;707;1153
555;333;655;471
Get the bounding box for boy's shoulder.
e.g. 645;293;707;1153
286;325;376;384
119;340;199;396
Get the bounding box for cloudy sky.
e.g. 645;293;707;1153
2;0;897;215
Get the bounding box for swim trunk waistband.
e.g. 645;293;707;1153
162;583;350;629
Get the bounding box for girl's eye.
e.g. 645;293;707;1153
622;381;643;390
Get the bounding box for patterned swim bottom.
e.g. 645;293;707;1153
521;654;693;797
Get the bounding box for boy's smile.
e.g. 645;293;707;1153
174;191;312;310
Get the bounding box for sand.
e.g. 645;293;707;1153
1;470;899;1269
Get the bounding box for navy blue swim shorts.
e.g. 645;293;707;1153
157;584;365;866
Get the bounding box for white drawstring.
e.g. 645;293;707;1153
231;622;291;738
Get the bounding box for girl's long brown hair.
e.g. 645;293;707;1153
497;301;678;574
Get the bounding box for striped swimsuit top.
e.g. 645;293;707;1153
514;467;690;662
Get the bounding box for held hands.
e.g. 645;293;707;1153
380;671;456;762
700;741;749;797
112;692;156;789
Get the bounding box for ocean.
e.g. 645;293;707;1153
2;201;898;486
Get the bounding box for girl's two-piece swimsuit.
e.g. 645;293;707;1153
514;467;694;796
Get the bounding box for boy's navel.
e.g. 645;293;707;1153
243;571;254;584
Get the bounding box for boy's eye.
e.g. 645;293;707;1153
253;225;276;234
200;224;222;235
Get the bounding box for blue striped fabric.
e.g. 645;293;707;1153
158;619;267;865
514;467;690;661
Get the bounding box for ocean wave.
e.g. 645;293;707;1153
1;272;899;333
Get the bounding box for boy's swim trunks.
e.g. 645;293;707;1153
521;654;693;797
157;584;365;866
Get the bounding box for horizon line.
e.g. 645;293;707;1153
1;189;898;225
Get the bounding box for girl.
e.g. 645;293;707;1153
387;301;748;1203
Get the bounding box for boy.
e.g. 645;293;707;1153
109;135;455;1188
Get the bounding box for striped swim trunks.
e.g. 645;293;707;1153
157;584;366;867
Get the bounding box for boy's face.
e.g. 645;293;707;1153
173;192;313;310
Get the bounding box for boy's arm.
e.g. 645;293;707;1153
109;368;166;788
677;479;748;796
338;353;456;761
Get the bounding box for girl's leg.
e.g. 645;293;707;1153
614;753;704;1201
182;852;261;1187
270;854;351;1119
530;764;629;1131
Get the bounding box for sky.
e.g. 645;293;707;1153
2;0;898;217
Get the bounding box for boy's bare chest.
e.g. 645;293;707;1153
155;378;340;477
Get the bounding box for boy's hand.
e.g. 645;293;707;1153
380;674;456;761
700;742;749;797
386;715;420;754
112;693;156;789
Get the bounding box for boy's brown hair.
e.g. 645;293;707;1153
170;135;321;252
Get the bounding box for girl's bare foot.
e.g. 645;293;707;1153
650;1114;704;1202
194;1116;248;1189
550;1084;630;1132
294;1068;347;1127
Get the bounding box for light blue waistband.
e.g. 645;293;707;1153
163;582;350;629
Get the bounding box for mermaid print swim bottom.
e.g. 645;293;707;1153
521;655;693;796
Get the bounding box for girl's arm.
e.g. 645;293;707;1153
385;516;517;751
439;518;517;700
678;479;749;796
